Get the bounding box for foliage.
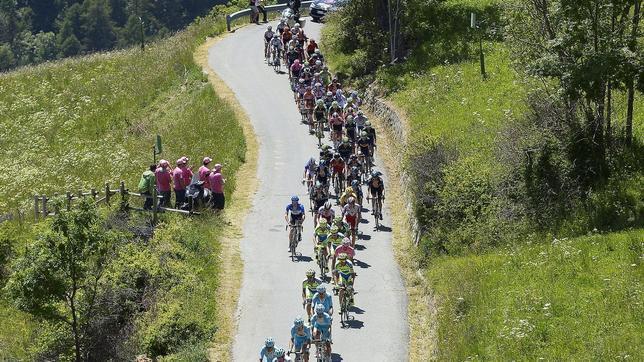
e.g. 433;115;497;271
5;199;120;361
426;230;644;360
0;0;224;70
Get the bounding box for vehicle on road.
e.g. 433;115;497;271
309;0;347;22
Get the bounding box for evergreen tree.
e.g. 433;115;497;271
81;0;115;51
33;31;57;63
0;43;15;70
0;0;18;43
60;33;81;56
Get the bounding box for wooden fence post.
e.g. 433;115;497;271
152;187;158;224
41;195;48;218
78;189;83;200
105;182;111;205
66;192;72;211
91;188;97;201
119;181;126;201
34;195;39;221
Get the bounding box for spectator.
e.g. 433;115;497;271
155;159;172;207
209;163;226;210
256;0;267;23
249;0;259;24
173;158;187;208
138;164;156;210
181;156;193;186
199;157;212;184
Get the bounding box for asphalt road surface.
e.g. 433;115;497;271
209;18;408;361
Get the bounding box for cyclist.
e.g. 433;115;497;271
311;181;329;216
302;269;322;318
270;34;283;65
363;120;377;154
354;110;367;133
330;153;346;191
302;157;317;190
337;137;353;163
328;112;344;146
306;38;318;57
367;170;385;219
319;144;333;164
310;303;332;357
313;48;324;62
311;285;333;315
342;197;361;247
273;347;292;362
282;25;292;44
290;58;303;79
285;196;306;242
345;115;357;142
320;66;331;86
314;159;330;188
332;216;350;237
260;337;276;362
312;82;325;99
349;90;362;106
313;219;331;267
303;87;316;131
264;26;274;59
301;66;312;85
313;99;326;127
316;200;335;226
326;225;345;258
357;131;372;167
333;252;356;308
322;90;334;109
276;19;287;34
327;77;341;94
332;238;355;276
339;184;358;207
289;316;312;361
351;179;363;205
328;100;342;117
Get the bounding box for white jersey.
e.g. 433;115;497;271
343;203;361;216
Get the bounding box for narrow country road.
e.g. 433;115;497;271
209;18;408;361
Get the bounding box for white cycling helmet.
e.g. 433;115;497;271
267;25;272;30
315;303;325;314
324;201;332;209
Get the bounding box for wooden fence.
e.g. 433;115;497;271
0;181;197;226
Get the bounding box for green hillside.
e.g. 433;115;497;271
0;10;245;361
323;0;643;359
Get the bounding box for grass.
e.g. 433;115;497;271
427;230;644;360
0;11;247;360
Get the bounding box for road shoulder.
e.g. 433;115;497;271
194;35;260;362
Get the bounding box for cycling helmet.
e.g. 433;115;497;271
326;91;333;96
315;303;325;314
275;348;285;357
333;153;340;158
323;65;329;70
330;225;339;233
342;136;349;142
291;195;299;202
305;86;312;91
347;197;355;204
324;201;332;209
333;216;342;223
299;78;305;83
338;252;348;260
347;97;354;103
316;285;326;293
331;101;339;107
351;180;359;187
316;60;322;66
294;59;300;64
306;269;315;277
274;34;280;38
346;115;354;121
346;186;354;193
265;337;275;347
332;112;339;117
294;316;304;326
357;110;363;115
365;121;372;126
342;238;351;245
319;159;326;166
315;82;322;87
361;131;368;137
372;170;382;177
316;99;323;105
289;46;294;50
315;49;321;54
315;181;322;188
159;159;169;167
314;72;320;76
309;156;316;164
294;23;301;28
350;154;357;159
267;25;272;30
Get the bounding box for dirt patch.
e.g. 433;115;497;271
365;101;438;361
194;36;259;362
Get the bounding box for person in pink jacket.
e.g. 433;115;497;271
155;159;172;207
208;164;225;210
173;159;186;208
198;157;212;189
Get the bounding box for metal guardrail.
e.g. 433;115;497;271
226;1;313;31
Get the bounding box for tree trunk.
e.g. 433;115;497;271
606;81;612;149
626;0;641;145
70;288;81;362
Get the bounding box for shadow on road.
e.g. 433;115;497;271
296;255;313;263
353;259;371;269
377;225;392;232
350;306;366;314
354;244;366;250
359;233;372;241
344;318;364;329
331;353;344;361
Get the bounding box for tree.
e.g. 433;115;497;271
60;33;81;57
82;0;116;51
33;31;57;63
5;200;116;362
0;43;15;70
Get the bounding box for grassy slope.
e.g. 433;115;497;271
0;14;246;360
427;230;643;360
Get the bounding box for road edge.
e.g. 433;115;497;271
194;35;260;362
365;102;438;361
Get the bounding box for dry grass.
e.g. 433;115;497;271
194;36;259;362
365;106;437;361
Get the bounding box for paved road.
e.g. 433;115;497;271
209;19;408;361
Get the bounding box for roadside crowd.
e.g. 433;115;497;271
138;156;226;211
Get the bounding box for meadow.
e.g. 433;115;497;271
0;10;246;360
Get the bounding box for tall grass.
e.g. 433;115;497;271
427;230;644;360
0;10;246;360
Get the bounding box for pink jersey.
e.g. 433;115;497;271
209;172;224;193
183;167;193;186
155;167;172;192
172;167;185;190
198;166;211;188
334;245;355;259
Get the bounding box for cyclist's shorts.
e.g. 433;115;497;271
332;124;343;132
338;272;353;286
345;214;358;228
293;335;310;350
291;214;304;223
370;187;383;198
359;147;370;157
